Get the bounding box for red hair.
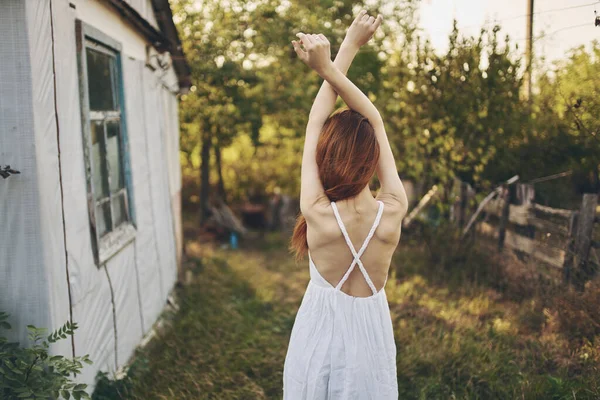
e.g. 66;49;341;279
290;108;380;260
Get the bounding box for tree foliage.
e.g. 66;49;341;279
173;0;598;209
381;23;528;203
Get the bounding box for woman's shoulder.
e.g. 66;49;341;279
375;194;406;244
376;192;408;218
301;195;332;220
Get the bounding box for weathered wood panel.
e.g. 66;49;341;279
532;203;573;218
479;222;565;269
483;201;572;243
575;194;599;286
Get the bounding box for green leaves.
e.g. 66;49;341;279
0;312;93;400
0;312;12;330
175;0;595;209
380;22;530;203
48;320;77;344
175;0;418;202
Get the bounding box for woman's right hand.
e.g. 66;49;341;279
292;33;333;76
343;10;383;50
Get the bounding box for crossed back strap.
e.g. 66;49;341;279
330;200;385;295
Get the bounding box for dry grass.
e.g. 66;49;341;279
92;230;600;400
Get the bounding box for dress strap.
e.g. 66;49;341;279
330;201;384;295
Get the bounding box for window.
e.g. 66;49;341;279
86;44;130;237
77;22;135;264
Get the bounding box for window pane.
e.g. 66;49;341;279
106;121;124;192
112;192;128;227
96;201;112;237
91;121;109;200
86;48;117;111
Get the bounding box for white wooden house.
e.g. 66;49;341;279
0;0;190;389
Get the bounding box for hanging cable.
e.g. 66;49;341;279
425;2;597;35
525;22;592;43
500;2;599;23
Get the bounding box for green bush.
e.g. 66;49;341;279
91;357;151;400
0;311;93;399
92;371;135;400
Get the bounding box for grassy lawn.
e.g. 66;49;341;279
93;230;600;400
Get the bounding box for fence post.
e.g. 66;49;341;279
497;184;511;251
573;193;598;290
562;211;578;285
458;181;468;229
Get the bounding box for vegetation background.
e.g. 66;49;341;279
174;0;599;213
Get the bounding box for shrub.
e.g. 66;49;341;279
0;312;92;400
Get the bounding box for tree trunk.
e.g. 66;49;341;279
214;142;226;202
199;131;212;224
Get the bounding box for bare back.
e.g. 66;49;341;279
305;196;403;298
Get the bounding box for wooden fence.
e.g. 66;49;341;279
466;187;599;289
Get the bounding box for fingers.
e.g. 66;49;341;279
291;40;308;61
352;10;383;30
315;34;330;47
296;32;313;46
317;34;329;43
373;14;384;30
353;9;367;24
295;32;329;49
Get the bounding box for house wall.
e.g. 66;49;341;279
0;0;183;391
0;0;72;360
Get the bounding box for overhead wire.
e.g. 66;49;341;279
498;2;598;24
520;22;593;43
424;1;598;36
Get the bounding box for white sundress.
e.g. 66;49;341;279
283;200;398;399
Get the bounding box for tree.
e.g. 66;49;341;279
174;0;418;212
382;22;528;207
174;0;596;216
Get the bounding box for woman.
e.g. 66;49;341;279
283;10;408;400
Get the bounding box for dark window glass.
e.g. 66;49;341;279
86;48;117;111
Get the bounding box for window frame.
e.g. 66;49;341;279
76;21;136;266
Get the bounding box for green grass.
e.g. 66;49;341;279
93;231;600;400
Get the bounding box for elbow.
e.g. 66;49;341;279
399;192;409;216
396;184;409;215
387;187;409;217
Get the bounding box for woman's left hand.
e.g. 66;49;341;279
343;11;383;50
292;33;333;75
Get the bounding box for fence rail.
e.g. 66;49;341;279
475;191;598;289
478;221;566;269
404;178;598;289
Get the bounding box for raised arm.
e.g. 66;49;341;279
292;11;382;211
319;59;407;212
295;27;408;213
294;10;381;127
